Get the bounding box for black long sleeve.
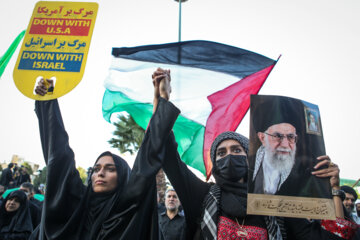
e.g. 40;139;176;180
162;133;210;238
97;97;181;240
35;99;86;239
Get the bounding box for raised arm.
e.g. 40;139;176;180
34;79;86;232
99;69;180;239
152;68;210;238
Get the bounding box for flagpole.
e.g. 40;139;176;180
174;0;188;42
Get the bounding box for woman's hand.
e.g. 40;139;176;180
312;155;339;189
152;68;171;112
35;78;53;96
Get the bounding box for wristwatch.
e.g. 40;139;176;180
332;188;345;201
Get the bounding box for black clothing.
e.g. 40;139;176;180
17;173;31;186
0;168;13;188
158;203;166;215
159;211;186;240
162;133;209;238
162;133;346;240
0;190;33;240
29;198;42;210
28;200;41;230
31;98;179;240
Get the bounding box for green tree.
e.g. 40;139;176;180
108;114;145;154
77;166;88;184
33;166;47;190
109;114;166;202
22;162;33;175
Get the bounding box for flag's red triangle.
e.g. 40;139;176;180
203;64;276;179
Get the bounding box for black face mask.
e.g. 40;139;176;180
216;154;248;182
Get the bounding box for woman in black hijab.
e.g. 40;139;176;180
31;72;179;240
76;151;131;239
155;68;353;240
0;190;33;240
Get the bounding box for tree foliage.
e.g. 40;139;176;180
109;114;166;201
77;166;88;184
22;162;33;175
108;114;145;154
33;166;47;189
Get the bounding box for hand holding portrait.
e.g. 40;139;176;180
312;155;340;189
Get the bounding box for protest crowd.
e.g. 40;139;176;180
0;67;357;240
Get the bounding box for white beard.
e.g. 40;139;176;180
261;137;296;194
264;137;296;174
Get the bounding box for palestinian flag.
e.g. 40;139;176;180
102;40;277;178
0;30;25;78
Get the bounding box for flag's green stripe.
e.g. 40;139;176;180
0;30;25;78
340;178;360;187
180;126;205;173
3;187;44;201
103;89;206;175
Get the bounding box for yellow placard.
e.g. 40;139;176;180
13;1;98;100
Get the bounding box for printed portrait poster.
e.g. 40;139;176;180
13;1;98;100
247;95;335;220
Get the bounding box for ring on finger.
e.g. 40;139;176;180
329;162;336;168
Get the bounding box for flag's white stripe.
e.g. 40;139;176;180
105;57;241;126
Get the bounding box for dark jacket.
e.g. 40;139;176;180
0;168;13;188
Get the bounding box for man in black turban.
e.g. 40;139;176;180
251;96;302;195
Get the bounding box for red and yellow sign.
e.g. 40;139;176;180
13;1;98;100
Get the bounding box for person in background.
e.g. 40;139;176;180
159;188;186;240
38;184;45;195
12;165;20;188
354;200;360;224
20;182;42;209
0;190;33;240
341;185;358;222
0;163;14;189
0;185;5;206
17;167;31;186
20;182;42;229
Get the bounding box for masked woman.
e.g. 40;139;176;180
152;68;357;240
0;190;33;240
31;73;178;240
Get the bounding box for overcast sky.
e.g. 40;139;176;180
0;0;359;181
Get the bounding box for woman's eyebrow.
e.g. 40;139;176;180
230;144;242;148
94;163;116;167
216;147;226;153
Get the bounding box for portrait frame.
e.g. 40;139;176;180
247;95;334;220
304;106;322;136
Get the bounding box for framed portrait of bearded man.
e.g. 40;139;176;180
247;95;335;220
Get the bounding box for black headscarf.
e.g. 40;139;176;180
48;151;131;240
0;190;33;238
210;131;249;218
79;151;131;239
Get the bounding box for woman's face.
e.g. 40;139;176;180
215;139;247;161
91;156;118;193
5;197;20;212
